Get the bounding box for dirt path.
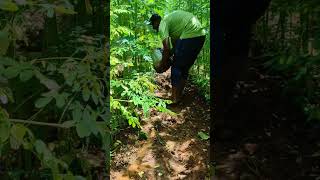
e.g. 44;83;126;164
214;64;320;180
111;69;210;180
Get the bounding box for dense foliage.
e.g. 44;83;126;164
0;0;109;179
253;0;320;121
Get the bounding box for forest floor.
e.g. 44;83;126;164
214;60;320;180
110;69;211;180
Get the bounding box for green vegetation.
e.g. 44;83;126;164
110;0;210;164
253;0;320;121
0;0;109;179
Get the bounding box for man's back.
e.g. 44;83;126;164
159;10;205;41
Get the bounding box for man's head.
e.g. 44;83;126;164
149;14;161;31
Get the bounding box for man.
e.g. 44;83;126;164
149;10;206;104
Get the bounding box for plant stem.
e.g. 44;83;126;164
9;119;67;128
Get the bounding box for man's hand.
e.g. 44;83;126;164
154;37;172;73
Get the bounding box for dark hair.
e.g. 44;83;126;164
149;13;161;24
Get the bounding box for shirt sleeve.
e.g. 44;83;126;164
159;21;169;41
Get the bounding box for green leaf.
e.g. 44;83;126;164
198;131;209;140
0;1;18;12
47;7;55;18
43;78;60;90
42;90;58;98
55;6;77;15
82;108;98;135
0;57;16;66
63;173;75;180
35;97;53;108
34;140;49;156
0;31;10;55
138;131;148;140
0;118;10;143
100;111;110;122
91;92;98;105
61;120;76;128
19;70;33;82
47;63;56;72
65;71;76;86
76;121;91;138
10;135;20;149
55;94;65;108
35;71;61;91
75;107;94;138
74;176;87;180
72;106;82;122
10;124;28;149
4;66;20;79
82;87;90;102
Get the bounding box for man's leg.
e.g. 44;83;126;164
171;66;184;103
171;36;206;103
171;74;186;103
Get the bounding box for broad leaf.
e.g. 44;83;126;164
72;106;82;122
35;72;61;91
47;7;55;18
0;1;18;12
35;97;53;108
4;66;20;79
55;6;77;15
19;70;33;82
76;120;91;138
0;117;10;143
10;124;28;149
91;92;98;105
82;87;90;102
198;131;209;140
55;94;65;108
0;31;10;55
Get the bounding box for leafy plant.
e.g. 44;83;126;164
0;0;110;178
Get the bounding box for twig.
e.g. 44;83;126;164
113;99;133;102
31;57;83;64
13;89;42;112
9;119;107;129
9;119;67;128
58;94;77;124
28;108;45;121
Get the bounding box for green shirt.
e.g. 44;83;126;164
158;10;206;42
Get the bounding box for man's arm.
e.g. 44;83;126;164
161;37;171;63
154;37;171;73
170;39;176;56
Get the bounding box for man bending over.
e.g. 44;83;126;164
149;10;206;104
